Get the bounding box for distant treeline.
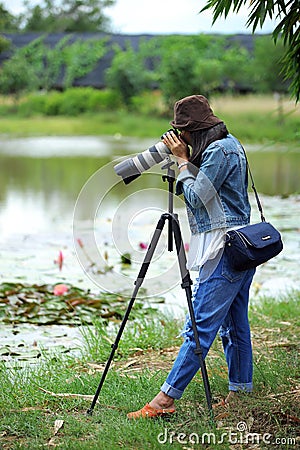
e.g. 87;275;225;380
0;32;288;106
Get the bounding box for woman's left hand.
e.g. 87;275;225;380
162;131;189;161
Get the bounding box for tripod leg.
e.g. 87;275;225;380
171;214;213;413
87;214;169;415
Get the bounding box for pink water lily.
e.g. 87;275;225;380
139;242;148;249
53;284;69;296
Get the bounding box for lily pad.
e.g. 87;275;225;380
0;282;161;326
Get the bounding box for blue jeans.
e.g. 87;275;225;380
161;251;255;399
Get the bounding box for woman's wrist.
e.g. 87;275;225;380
177;160;189;171
177;156;188;164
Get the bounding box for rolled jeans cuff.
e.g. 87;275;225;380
161;382;183;400
229;381;253;392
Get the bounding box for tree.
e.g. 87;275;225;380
106;42;154;106
200;0;300;101
22;0;115;32
251;35;287;94
0;35;108;95
148;35;225;105
62;37;108;87
0;52;38;97
0;35;11;54
0;3;21;31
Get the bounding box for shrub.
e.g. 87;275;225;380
86;88;122;111
43;91;65;116
16;88;123;116
18;93;48;116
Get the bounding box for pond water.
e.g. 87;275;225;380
0;135;299;292
0;136;299;361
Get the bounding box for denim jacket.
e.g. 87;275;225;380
176;134;250;234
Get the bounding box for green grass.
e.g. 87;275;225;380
0;293;299;449
0;94;299;143
0;111;167;139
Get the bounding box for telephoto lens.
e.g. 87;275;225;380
114;129;177;184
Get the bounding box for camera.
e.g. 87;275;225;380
114;129;178;184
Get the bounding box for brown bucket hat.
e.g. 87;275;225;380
170;95;222;131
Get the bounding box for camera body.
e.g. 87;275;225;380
161;128;179;139
114;129;178;184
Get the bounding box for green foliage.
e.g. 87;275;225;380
0;52;38;96
80;87;122;112
0;35;11;54
252;35;287;93
0;32;293;100
22;0;115;32
106;42;154;106
0;35;108;96
42;35;72;91
0;36;49;96
0;3;21;31
148;35;225;104
18;88;122;116
160;49;199;104
200;0;300;101
126;35;253;103
220;45;252;91
130;90;166;115
61;37;108;88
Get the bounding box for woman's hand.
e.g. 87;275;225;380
162;131;189;163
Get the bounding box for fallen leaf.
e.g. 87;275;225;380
47;419;64;447
53;419;64;435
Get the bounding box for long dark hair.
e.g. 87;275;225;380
189;122;229;168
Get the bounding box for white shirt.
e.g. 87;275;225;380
187;225;245;271
187;228;226;271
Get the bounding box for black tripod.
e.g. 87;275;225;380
87;159;212;416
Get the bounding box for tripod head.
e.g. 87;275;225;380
161;157;176;183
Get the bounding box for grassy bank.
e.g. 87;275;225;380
0;94;299;143
0;293;299;449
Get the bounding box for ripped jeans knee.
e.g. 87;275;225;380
219;325;233;346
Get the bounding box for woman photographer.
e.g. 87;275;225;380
127;95;255;419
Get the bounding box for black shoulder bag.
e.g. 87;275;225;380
225;152;283;271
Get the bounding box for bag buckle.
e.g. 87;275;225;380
261;235;271;240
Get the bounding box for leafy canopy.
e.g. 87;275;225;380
201;0;300;101
1;0;116;33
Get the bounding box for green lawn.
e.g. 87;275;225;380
0;294;299;449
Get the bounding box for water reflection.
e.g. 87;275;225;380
0;136;299;296
0;137;299;235
247;149;300;196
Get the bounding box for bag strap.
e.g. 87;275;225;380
242;148;266;222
